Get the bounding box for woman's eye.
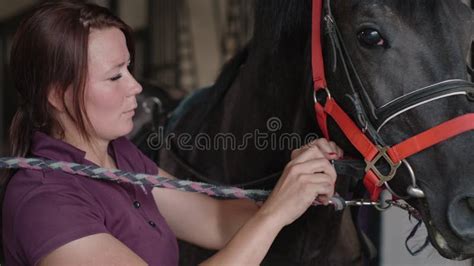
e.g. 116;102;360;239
357;29;386;47
110;74;122;81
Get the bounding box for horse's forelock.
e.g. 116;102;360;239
393;0;437;16
251;0;441;51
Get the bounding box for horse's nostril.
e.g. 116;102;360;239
448;196;474;241
468;198;474;211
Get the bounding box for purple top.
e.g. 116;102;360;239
2;131;179;265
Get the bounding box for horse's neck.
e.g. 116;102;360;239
221;48;313;127
196;50;317;184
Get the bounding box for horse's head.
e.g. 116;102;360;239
326;0;474;259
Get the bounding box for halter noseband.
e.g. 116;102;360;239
312;0;474;201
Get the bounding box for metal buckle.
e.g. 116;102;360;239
365;145;402;186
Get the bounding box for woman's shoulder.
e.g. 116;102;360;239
3;168;99;217
3;165;109;221
2;169;108;265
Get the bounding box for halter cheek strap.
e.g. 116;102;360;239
312;0;330;139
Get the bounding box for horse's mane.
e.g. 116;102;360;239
175;0;312;130
252;0;311;54
169;46;249;133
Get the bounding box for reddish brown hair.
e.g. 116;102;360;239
9;0;135;157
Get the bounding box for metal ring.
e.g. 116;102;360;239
403;159;425;198
374;203;391;211
401;159;425;198
384;160;411;199
313;87;332;104
374;190;393;211
384;159;424;199
384;181;408;199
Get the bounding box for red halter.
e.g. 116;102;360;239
311;0;474;201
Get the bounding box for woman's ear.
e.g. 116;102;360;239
47;86;66;112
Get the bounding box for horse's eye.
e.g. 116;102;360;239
357;29;386;47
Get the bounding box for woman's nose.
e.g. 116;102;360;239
127;75;143;96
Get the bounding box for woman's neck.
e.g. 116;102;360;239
82;139;116;169
52;113;117;169
62;130;117;169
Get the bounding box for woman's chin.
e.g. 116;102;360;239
108;122;134;139
121;123;135;137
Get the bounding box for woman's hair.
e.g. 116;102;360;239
9;0;134;157
0;2;134;256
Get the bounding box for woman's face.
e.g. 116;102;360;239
84;27;142;141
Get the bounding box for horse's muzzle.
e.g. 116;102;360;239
448;195;474;242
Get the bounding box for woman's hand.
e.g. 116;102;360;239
290;138;343;160
200;138;343;265
259;138;342;227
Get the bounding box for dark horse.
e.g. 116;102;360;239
141;0;474;265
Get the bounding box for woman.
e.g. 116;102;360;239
1;1;342;265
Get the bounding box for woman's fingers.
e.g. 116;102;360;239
313;139;342;159
329;141;344;158
298;173;335;188
297;174;335;204
264;138;341;226
262;156;338;226
291;139;342;162
290;140;326;163
285;159;337;180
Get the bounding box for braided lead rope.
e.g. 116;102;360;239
0;157;336;207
